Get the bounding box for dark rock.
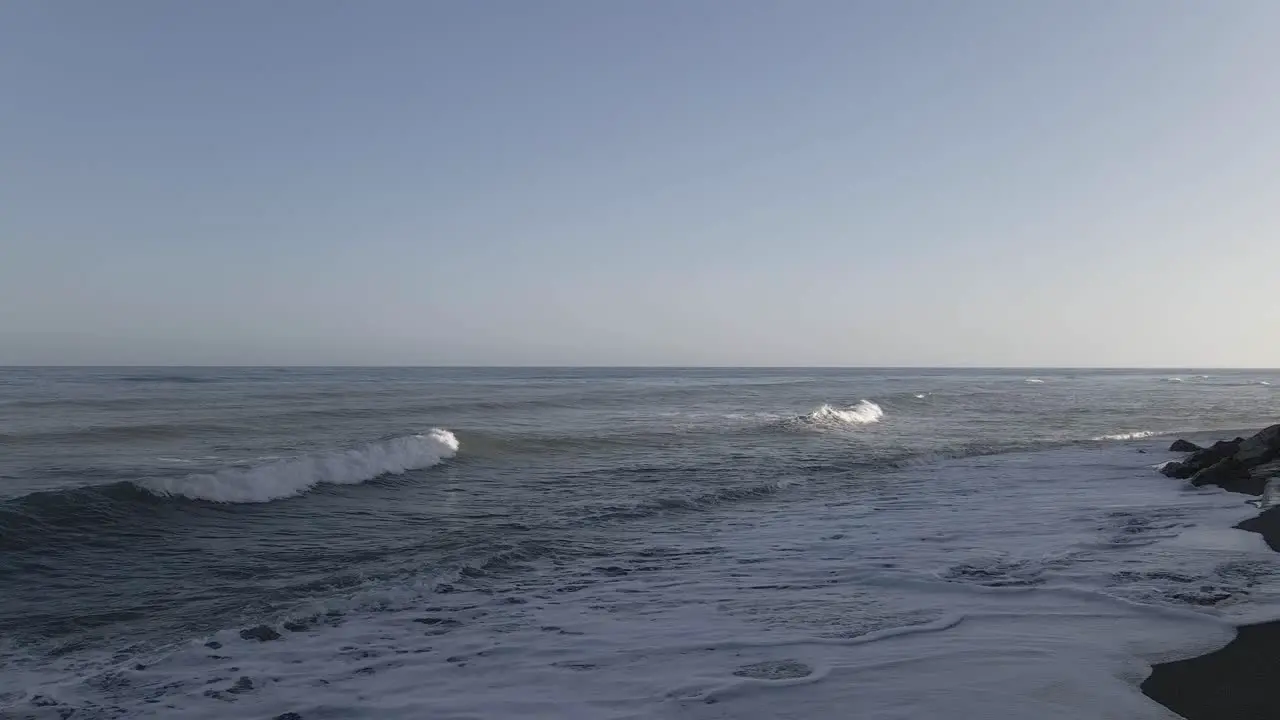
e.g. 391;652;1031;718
205;640;222;649
1190;458;1264;495
1165;440;1244;479
31;695;58;707
275;713;304;720
134;663;147;671
1189;457;1248;486
228;676;254;694
1237;424;1280;468
239;625;281;642
1170;439;1201;453
1252;460;1280;483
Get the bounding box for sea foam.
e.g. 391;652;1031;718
804;400;884;426
1093;430;1158;441
135;429;459;503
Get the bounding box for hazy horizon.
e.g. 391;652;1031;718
4;363;1278;371
4;2;1279;366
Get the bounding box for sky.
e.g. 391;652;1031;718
2;1;1279;367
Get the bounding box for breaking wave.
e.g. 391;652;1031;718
1024;378;1045;384
801;400;884;426
134;430;459;503
1093;430;1158;441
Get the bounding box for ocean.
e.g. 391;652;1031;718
2;367;1278;719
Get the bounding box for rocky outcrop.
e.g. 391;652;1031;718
1170;438;1201;453
1161;425;1280;495
1162;440;1243;480
1236;424;1280;467
1189;458;1261;495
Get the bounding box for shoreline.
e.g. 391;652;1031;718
1141;430;1280;720
1141;620;1280;720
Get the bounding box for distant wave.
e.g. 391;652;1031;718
1165;377;1184;383
1024;378;1044;384
800;400;884;426
1093;430;1157;441
134;430;459;503
1261;381;1272;386
117;374;223;384
914;393;928;399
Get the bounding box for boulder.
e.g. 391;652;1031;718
1190;457;1263;495
1165;440;1244;479
1169;439;1201;453
1235;424;1280;468
1252;460;1280;480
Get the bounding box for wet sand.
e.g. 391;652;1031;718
1140;507;1280;718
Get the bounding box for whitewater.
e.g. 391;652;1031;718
2;367;1279;719
134;429;458;503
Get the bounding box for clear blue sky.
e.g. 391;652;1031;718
3;1;1278;366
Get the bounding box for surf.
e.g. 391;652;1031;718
800;400;885;426
134;429;459;503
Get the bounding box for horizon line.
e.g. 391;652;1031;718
4;365;1279;371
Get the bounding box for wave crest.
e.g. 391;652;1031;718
1093;430;1157;441
802;400;884;426
134;430;459;503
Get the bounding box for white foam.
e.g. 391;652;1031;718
26;444;1267;720
804;400;884;426
913;393;927;399
1094;430;1157;441
1024;378;1045;384
1261;381;1272;386
1165;377;1184;383
134;430;459;503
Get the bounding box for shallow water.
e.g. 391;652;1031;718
2;367;1278;717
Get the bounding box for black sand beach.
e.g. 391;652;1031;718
1141;436;1280;720
1142;620;1280;720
